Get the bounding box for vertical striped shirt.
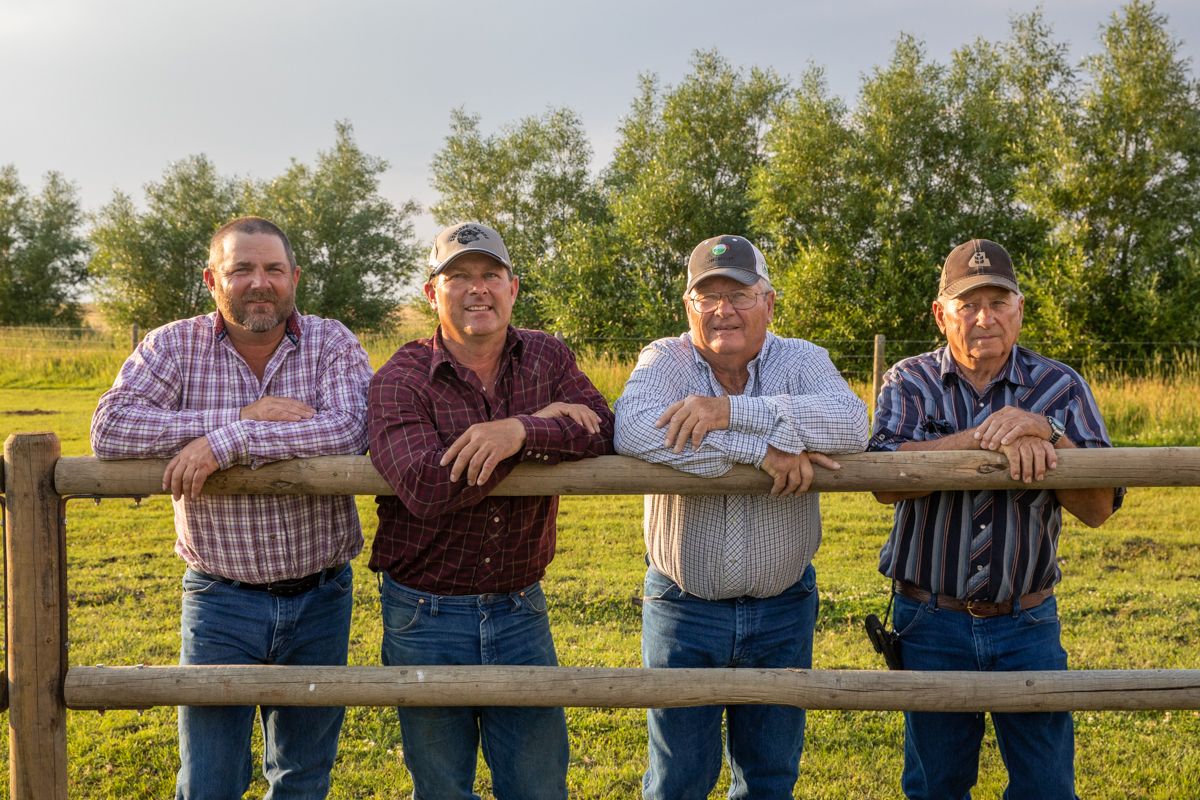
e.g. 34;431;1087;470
615;332;869;601
90;311;373;584
869;345;1125;602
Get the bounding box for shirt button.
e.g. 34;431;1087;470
526;451;532;456
980;524;986;530
977;565;983;571
493;516;500;522
484;558;491;563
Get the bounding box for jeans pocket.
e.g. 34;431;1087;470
181;571;224;597
324;565;354;595
1019;602;1061;627
894;598;930;639
521;584;549;615
381;596;422;634
643;568;681;602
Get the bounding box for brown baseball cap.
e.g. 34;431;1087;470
428;222;512;277
938;239;1020;300
686;235;769;293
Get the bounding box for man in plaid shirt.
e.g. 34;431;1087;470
615;235;868;800
368;222;614;800
91;216;373;800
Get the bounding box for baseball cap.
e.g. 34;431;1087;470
938;239;1020;300
686;235;769;293
428;223;512;277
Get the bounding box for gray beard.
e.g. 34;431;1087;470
219;292;296;333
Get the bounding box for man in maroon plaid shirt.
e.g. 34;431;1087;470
368;222;614;800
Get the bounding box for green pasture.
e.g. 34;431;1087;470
1;352;1200;797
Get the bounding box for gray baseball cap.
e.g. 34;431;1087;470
686;235;769;293
428;223;512;277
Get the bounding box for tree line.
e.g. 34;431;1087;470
2;1;1198;364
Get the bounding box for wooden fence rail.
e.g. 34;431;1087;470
6;432;1200;799
53;446;1200;497
65;665;1200;713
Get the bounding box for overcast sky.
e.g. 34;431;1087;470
3;0;1198;243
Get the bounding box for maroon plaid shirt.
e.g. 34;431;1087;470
368;326;615;595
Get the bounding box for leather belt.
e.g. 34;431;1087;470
194;563;347;598
895;580;1054;618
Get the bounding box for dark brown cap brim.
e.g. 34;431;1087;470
938;274;1020;300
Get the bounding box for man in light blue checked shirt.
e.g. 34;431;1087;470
615;234;868;800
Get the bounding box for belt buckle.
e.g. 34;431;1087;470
966;600;992;618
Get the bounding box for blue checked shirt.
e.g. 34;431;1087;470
869;345;1125;602
615;332;869;601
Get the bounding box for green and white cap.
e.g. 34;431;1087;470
428;222;512;277
686;235;769;292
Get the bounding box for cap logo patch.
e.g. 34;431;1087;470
712;244;727;255
970;250;991;268
452;225;489;245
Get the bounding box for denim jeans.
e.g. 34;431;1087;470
640;564;818;800
378;572;569;800
176;564;353;800
893;592;1078;800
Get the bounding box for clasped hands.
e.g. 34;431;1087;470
655;395;840;497
972;406;1060;483
163;396;316;501
439;402;601;486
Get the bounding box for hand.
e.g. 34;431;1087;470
759;446;842;497
240;396;316;422
655;395;731;454
974;407;1052;451
998;435;1058;483
163;436;220;501
440;418;528;486
533;402;601;434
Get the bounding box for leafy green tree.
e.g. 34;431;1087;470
90;155;238;330
755;15;1073;346
602;50;788;340
0;166;89;326
429;107;603;328
1018;0;1200;355
251;121;422;331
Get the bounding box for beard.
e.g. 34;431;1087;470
217;288;296;333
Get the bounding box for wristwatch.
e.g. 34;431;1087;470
1046;415;1065;445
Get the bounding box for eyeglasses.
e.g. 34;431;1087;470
685;289;767;313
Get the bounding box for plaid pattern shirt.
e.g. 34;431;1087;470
869;345;1125;602
614;332;870;601
368;326;615;595
90;311;373;584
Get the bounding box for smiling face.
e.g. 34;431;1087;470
204;232;299;334
424;253;518;343
935;285;1024;371
685;275;775;365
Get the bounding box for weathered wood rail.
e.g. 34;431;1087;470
53;446;1200;497
4;432;1200;799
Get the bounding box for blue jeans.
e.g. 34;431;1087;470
640;564;819;800
176;565;353;800
378;572;569;800
893;593;1078;800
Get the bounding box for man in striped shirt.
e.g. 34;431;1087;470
91;217;373;800
870;239;1124;800
615;235;868;800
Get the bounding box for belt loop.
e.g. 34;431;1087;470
1011;594;1022;618
318;569;328;588
927;591;938;611
376;571;383;592
430;596;440;617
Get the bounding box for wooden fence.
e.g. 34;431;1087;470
5;431;1200;799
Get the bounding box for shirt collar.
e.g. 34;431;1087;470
213;309;303;346
685;331;773;385
429;325;523;380
938;343;1030;389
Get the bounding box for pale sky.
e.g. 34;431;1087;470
3;0;1198;242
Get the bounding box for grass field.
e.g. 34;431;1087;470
2;337;1200;798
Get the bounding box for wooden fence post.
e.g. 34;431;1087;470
4;432;67;800
130;323;139;353
872;334;886;417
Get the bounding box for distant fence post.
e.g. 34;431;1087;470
4;432;67;800
130;323;139;353
872;334;886;416
554;331;565;343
